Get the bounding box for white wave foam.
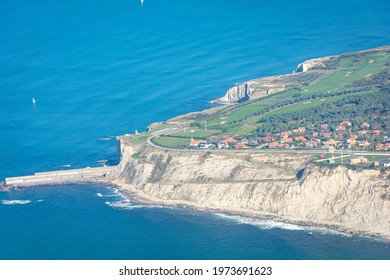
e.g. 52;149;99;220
0;200;32;205
36;199;44;203
215;214;352;237
305;226;351;237
97;193;103;197
105;201;163;210
215;214;304;231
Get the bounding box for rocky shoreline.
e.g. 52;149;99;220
105;140;390;241
104;180;388;242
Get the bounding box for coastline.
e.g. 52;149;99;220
109;180;390;243
4;174;389;243
4;46;389;245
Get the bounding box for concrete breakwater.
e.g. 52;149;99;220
5;166;117;187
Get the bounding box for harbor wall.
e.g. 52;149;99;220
5;166;117;187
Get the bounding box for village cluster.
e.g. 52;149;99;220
187;120;390;166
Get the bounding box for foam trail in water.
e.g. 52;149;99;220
0;200;32;205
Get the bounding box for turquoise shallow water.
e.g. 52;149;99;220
0;0;390;259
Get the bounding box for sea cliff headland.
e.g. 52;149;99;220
4;47;390;240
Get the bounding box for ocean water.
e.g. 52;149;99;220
0;0;389;259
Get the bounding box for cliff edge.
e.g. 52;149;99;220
113;141;390;239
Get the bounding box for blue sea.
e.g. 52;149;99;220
0;0;389;259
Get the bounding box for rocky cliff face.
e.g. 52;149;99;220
212;70;325;104
114;141;390;239
213;76;288;104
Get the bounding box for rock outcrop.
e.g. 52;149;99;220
215;46;390;104
212;71;321;104
113;141;390;239
293;56;335;73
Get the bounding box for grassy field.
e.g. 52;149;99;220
152;136;191;148
169;128;220;138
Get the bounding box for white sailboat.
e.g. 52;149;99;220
32;97;36;104
141;0;144;5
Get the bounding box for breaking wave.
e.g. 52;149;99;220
96;192;124;198
0;200;32;205
105;201;164;210
214;214;351;236
215;214;304;231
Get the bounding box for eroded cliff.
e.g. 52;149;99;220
113;141;390;239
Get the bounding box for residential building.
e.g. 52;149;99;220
293;127;306;134
222;137;238;143
259;136;275;142
358;140;371;148
294;136;307;142
346;137;356;145
268;142;285;149
234;142;248;149
372;130;381;136
375;142;390;150
280;137;292;143
335;125;346;131
305;140;318;148
216;141;229;149
189;139;207;147
358;130;369;136
324;139;337;147
320;124;329;129
280;131;293;137
350;157;368;165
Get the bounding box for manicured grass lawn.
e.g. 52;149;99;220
304;52;388;94
224;105;267;123
152;136;191;148
225;125;257;135
169;128;221;138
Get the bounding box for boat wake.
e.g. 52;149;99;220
0;200;32;205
